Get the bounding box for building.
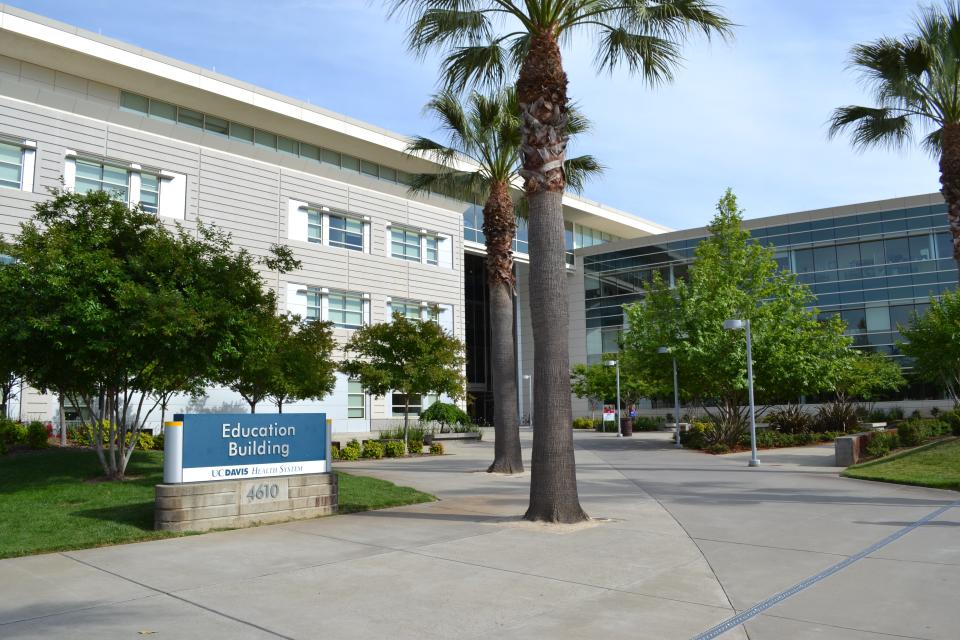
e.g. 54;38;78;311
0;6;664;432
574;193;957;413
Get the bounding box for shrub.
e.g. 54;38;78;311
814;402;859;433
572;417;594;429
0;418;27;447
420;402;470;428
705;443;730;455
340;439;361;461
887;407;904;421
931;407;941;417
631;416;661;432
135;431;155;451
429;442;444;455
408;438;424;454
867;408;887;423
362;440;385;459
25;421;51;449
384;440;406;458
910;409;922;420
865;432;895;458
942;409;960;436
331;445;341;460
896;420;925;447
766;404;813;434
153;431;165;451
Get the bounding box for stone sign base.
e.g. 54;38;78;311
155;472;337;532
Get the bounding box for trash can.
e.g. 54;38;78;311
620;418;634;437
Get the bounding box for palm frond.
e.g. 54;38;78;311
406;169;489;202
922;127;943;156
565;104;592;137
594;27;681;84
564;155;604;194
405;135;461;166
612;0;735;41
441;42;514;93
423;90;473;154
407;8;492;56
827;105;913;151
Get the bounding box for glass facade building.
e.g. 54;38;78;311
584;201;958;371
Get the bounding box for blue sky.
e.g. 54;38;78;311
12;0;940;230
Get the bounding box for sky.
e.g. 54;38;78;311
10;0;941;230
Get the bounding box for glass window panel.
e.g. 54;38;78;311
341;155;360;172
328;292;365;328
813;246;837;272
865;306;891;332
300;143;321;162
794;248;814;274
361;160;379;177
909;234;932;262
426;236;439;265
307;210;321;244
392;228;421;261
204;115;229;137
565;220;575;251
885;237;910;264
397;170;413;185
306;291;321;320
392;393;422;416
882;217;906;233
139;173;159;213
177;107;204;129
936;232;952;260
328;214;363;251
277;136;298;156
148;99;177;122
120;91;148;114
348;380;365;419
380;166;397;182
0;142;22;189
841;308;866;334
230;122;254;143
254;130;277;149
321;149;341;166
75;159;101;182
889;305;915;330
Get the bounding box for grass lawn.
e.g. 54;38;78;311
842;438;960;491
0;447;435;559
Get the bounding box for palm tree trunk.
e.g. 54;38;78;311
518;31;588;523
484;181;523;474
939;123;960;280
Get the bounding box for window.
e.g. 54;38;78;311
392;393;437;417
328;214;364;251
230;122;254;144
177;107;204;130
0;142;22;189
391;299;422;320
425;236;439;265
392;228;421;262
307;210;322;244
306;290;322;321
277;136;298;156
328;291;365;328
139;173;160;214
75;160;129;202
204;115;230;138
348;380;366;419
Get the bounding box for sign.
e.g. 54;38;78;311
602;405;616;422
164;413;328;484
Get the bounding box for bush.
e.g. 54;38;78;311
865;432;895;458
25;422;50;449
705;443;730;455
766;404;813;434
572;417;594;429
680;421;711;449
887;407;904;421
420;402;470;428
340;439;361;461
931;407;941;417
941;409;960;436
362;440;385;459
631;416;661;432
429;442;444;455
331;445;341;460
384;440;406;458
814;402;859;433
896;420;925;447
408;438;424;455
135;431;155;451
153;431;165;451
0;418;27;447
867;408;888;423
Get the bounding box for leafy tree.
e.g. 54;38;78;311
340;313;465;445
406;88;600;474
833;351;906;405
389;0;732;524
622;190;851;446
0;189;278;478
899;290;960;402
570;353;653;418
828;1;960;274
267;316;337;413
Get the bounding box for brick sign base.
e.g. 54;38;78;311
155;472;337;532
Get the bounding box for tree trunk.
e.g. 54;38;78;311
939;123;960;280
404;397;410;448
58;393;66;447
517;31;588;523
484;181;523;474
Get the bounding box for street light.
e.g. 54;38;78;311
657;346;683;448
603;359;622;437
723;319;760;467
522;374;532;426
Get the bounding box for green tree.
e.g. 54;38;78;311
0;189;278;478
899;290;960;402
828;1;960;273
340;313;465;445
622;190;851;445
833;351;905;406
267;316;337;413
389;0;732;523
570;354;653;422
406;88;600;474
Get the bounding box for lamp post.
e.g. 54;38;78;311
657;346;683;448
723;319;760;467
604;359;622;437
523;374;532;426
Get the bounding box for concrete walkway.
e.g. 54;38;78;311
1;430;957;639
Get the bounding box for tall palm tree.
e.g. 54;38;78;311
829;1;960;274
405;88;600;475
389;0;732;523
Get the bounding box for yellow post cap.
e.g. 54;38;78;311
164;421;183;428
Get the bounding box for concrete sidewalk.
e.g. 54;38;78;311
0;431;743;640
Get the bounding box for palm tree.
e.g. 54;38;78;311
829;2;960;274
389;0;732;523
405;89;601;475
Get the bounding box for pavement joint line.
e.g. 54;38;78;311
0;592;162;627
58;552;297;640
690;498;960;640
755;612;934;640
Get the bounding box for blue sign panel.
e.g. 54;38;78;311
174;413;327;483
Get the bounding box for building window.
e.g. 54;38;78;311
306;290;322;321
329;214;364;251
307;210;322;244
348;380;366;419
140;173;160;214
328;291;365;328
426;236;439;265
391;299;422;320
391;393;437;417
392;228;422;262
75;160;129;202
0;142;23;189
